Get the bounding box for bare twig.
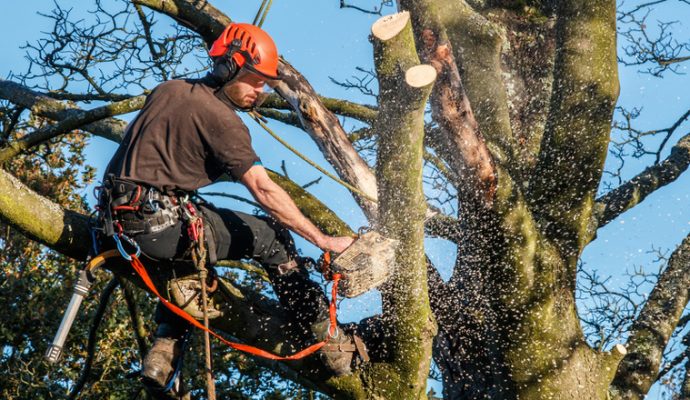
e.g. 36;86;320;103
0;95;145;163
117;277;149;360
338;0;393;15
617;1;690;76
329;67;379;99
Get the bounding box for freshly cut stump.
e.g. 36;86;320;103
371;11;410;41
405;65;437;88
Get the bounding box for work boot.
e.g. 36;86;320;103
312;320;370;376
141;324;189;400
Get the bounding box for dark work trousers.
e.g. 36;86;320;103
122;202;331;340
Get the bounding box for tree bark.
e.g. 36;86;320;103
527;0;619;258
611;233;690;399
399;0;497;206
594;132;690;229
372;11;437;399
0;79;131;142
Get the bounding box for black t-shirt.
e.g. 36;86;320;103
105;78;260;194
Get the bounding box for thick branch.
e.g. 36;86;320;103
527;0;619;256
435;1;519;173
260;94;378;124
0;96;144;163
611;233;690;399
45;92;135;102
275;62;379;220
255;108;301;128
594;132;690;229
266;170;354;237
399;0;496;206
0;168;90;259
373;11;438;396
0;80;131;142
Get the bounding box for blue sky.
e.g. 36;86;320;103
2;1;689;398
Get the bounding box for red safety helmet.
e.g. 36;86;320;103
209;23;280;80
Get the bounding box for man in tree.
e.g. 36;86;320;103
99;23;362;398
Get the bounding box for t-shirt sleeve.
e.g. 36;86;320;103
200;111;261;181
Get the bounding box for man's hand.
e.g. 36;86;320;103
319;235;356;254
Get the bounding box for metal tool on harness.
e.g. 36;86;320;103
45;249;119;363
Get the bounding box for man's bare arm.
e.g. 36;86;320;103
240;165;354;253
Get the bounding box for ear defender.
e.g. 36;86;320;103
209;23;280;81
211;39;243;84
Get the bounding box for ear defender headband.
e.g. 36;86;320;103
211;39;241;84
211;39;265;85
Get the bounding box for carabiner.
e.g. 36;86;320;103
146;191;160;212
113;233;141;261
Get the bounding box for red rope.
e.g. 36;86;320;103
129;254;341;361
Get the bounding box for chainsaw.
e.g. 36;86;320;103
327;231;398;298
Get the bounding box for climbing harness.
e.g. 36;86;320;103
95;179;345;360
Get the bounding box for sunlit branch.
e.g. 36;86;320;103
0;96;145;163
613;233;690;397
594;132;690;229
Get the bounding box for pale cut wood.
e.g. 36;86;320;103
405;65;437;88
371;11;410;41
613;344;627;357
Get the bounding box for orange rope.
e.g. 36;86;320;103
129;254;341;360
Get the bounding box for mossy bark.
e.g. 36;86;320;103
527;0;619;256
593;132;690;230
370;12;437;399
0;79;130;142
611;233;690;399
0;168;91;259
436;0;519;170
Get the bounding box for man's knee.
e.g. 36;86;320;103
252;216;297;267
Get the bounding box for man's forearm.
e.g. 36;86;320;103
250;179;327;248
240;165;354;253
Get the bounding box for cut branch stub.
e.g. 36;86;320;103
405;64;437;88
274;61;379;221
371;11;411;41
